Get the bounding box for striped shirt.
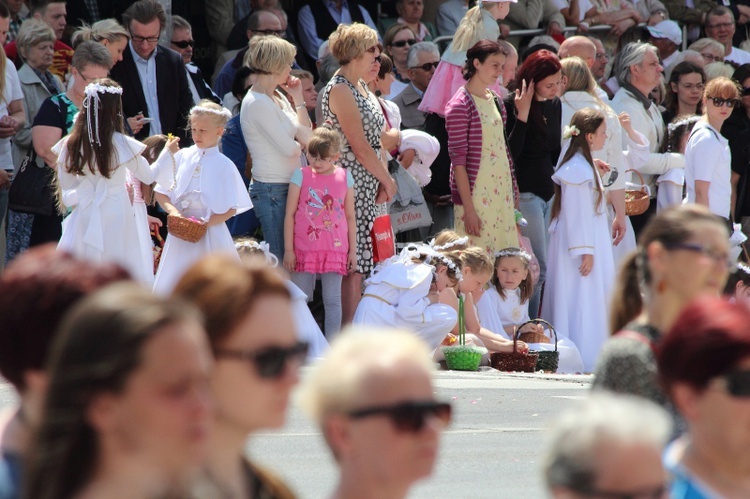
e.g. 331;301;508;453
445;87;519;205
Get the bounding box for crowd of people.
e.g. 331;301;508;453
0;0;749;496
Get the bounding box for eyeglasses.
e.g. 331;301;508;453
575;484;667;499
663;242;738;272
679;82;705;92
171;39;195;48
596;52;608;60
717;370;750;397
700;52;723;63
410;61;440;71
706;22;735;30
255;29;285;37
391;39;417;48
707;96;739;108
214;341;309;379
131;35;160;44
348;400;452;433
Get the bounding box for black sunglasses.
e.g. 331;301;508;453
391;39;416;48
215;341;309;379
723;370;750;397
742;86;750;96
348;400;452;432
708;96;738;108
171;39;195;48
410;61;439;71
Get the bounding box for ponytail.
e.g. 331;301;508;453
452;6;484;53
609;252;643;334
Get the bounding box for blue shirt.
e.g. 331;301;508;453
129;41;162;135
297;0;379;61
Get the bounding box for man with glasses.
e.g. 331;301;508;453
212;9;285;100
110;0;193;142
392;42;438;132
704;6;750;66
170;15;220;106
4;0;72;79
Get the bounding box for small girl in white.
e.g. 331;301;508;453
283;127;356;341
353;245;461;351
152;99;252;294
477;247;584;373
541;107;616;372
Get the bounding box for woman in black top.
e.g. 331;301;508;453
504;49;563;319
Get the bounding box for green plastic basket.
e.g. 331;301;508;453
442;345;486;371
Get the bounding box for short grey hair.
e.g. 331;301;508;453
16;19;55;60
615;41;658;86
71;40;113;72
317;53;340;88
543;394;672;493
406;41;439;69
171;14;191;32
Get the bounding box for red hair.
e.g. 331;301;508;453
656;297;750;395
511;49;562;91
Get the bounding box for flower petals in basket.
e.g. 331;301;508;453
490;326;538;372
167;214;207;243
522;319;559;373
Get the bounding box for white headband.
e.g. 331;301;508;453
494;248;532;261
192;106;232;120
234;240;279;267
429;236;469;252
82;83;123;146
401;244;463;281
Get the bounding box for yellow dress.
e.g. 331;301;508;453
454;94;518;254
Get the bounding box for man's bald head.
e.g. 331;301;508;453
558;36;597;68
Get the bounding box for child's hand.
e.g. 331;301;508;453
283;250;296;274
166;134;180;154
147;215;163;233
579;254;593;276
516;340;529;354
593;158;610;177
347;251;357;273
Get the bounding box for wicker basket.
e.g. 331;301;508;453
442;345;487;371
518;319;550;344
490;328;539;372
523;319;560;373
167;214;207;243
625;169;650;216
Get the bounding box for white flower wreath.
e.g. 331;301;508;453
562;125;580;140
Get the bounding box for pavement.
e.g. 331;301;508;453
249;369;593;499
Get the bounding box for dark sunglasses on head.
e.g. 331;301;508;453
391;39;416;48
410;61;439;71
708;96;738;108
348;400;452;433
723;370;750;397
215;341;309;379
171;39;195;48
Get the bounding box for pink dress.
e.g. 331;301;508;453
291;166;351;275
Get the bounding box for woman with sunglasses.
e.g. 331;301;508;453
173;255;306;498
657;296;750;497
684;76;739;222
595;205;732;426
301;329;451;499
384;24;418;87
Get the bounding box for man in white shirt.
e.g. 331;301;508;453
170;15;220;106
611;41;685;235
647;19;682;69
705;6;750;66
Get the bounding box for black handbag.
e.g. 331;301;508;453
8;146;56;216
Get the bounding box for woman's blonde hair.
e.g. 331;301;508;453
453;3;500;53
246;35;297;75
703;61;735;82
687;38;725;61
328;23;379;65
71;19;129;48
16;19;55;60
300;328;434;426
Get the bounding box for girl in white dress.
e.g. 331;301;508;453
55;79;173;284
153;100;252;294
476;247;585;373
235;237;330;360
541;108;616;372
353;245;461;350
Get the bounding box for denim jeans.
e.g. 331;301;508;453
249;181;289;262
519;192;553;319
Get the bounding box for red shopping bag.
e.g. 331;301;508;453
371;204;395;263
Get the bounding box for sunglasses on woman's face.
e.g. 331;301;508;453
720;370;750;397
214;341;309;379
348;400;452;433
391;39;416;48
708;96;738;108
